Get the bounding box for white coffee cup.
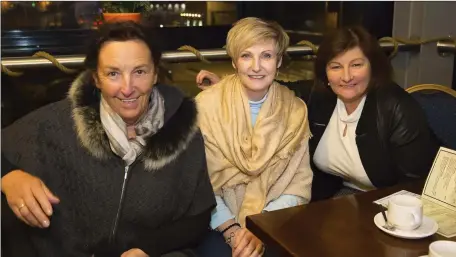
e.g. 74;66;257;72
387;195;423;231
429;241;456;257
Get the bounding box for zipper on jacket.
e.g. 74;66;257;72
108;161;135;244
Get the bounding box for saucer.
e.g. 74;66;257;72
374;212;438;239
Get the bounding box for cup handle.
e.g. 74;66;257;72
410;212;421;227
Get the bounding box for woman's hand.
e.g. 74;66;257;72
1;170;60;228
121;248;149;257
232;228;264;257
196;70;221;90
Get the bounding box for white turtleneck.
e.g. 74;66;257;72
313;95;374;191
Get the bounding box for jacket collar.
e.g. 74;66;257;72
308;85;388;187
308;85;378;136
308;85;337;126
355;89;377;137
67;70;199;171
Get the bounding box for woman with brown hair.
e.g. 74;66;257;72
305;26;439;200
196;25;440;202
2;21;215;257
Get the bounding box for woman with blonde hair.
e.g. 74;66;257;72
195;17;313;257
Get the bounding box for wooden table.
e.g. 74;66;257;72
246;181;455;257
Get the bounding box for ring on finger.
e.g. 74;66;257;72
259;244;266;255
18;203;26;210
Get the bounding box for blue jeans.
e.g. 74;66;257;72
195;230;278;257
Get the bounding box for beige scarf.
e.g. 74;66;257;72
196;74;312;226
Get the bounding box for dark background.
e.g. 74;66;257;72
2;1;454;129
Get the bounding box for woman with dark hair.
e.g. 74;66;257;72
1;21;215;257
196;25;440;202
303;26;439;200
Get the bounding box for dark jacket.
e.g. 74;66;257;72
2;152;18;176
281;80;440;201
1;71;216;257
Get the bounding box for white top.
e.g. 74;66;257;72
313;95;375;191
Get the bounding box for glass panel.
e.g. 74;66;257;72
2;1;396;126
238;2;329;33
1;1;395;34
0;1;238;30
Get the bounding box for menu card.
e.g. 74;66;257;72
374;147;456;238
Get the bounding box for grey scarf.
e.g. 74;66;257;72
100;87;165;166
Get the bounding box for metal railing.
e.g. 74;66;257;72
437;39;456;56
1;40;454;70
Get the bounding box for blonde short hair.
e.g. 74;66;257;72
226;17;289;61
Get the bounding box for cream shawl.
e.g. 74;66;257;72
196;74;313;226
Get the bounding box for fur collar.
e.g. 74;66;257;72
68;70;199;171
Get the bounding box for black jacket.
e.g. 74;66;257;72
2;71;216;257
281;80;440;201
